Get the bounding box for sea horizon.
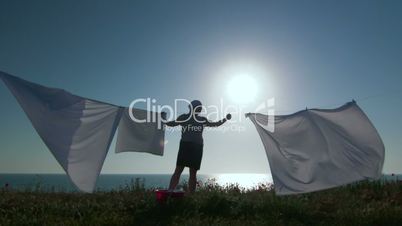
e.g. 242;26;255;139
0;173;274;192
1;173;400;192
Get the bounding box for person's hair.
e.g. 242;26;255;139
189;100;202;114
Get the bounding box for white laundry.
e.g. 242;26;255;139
115;107;165;156
0;71;165;192
247;102;384;195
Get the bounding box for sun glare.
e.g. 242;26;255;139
213;174;273;189
226;75;258;104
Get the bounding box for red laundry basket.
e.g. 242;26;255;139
155;189;185;202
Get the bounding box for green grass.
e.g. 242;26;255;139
0;179;401;226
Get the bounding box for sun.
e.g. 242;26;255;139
226;75;258;104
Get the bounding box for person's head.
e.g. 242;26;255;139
189;100;202;115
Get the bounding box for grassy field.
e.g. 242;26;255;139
0;180;401;226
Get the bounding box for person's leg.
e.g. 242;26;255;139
168;166;185;190
189;168;198;193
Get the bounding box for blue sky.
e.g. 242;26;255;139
0;0;401;174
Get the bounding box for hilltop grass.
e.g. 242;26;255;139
0;179;401;226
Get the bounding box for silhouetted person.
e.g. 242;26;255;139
165;100;231;193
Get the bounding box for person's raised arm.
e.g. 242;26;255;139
205;114;231;127
163;113;187;127
165;120;179;127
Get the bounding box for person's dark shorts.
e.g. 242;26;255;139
176;141;204;170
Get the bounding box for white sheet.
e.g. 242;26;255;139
247;102;384;195
0;71;165;192
115;107;165;156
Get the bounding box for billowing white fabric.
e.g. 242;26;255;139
0;72;124;192
115;107;165;155
247;102;384;195
1;71;168;192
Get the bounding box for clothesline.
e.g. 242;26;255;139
273;90;402;115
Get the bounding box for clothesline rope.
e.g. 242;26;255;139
273;89;402;115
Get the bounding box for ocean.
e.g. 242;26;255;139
0;173;400;192
0;173;273;192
